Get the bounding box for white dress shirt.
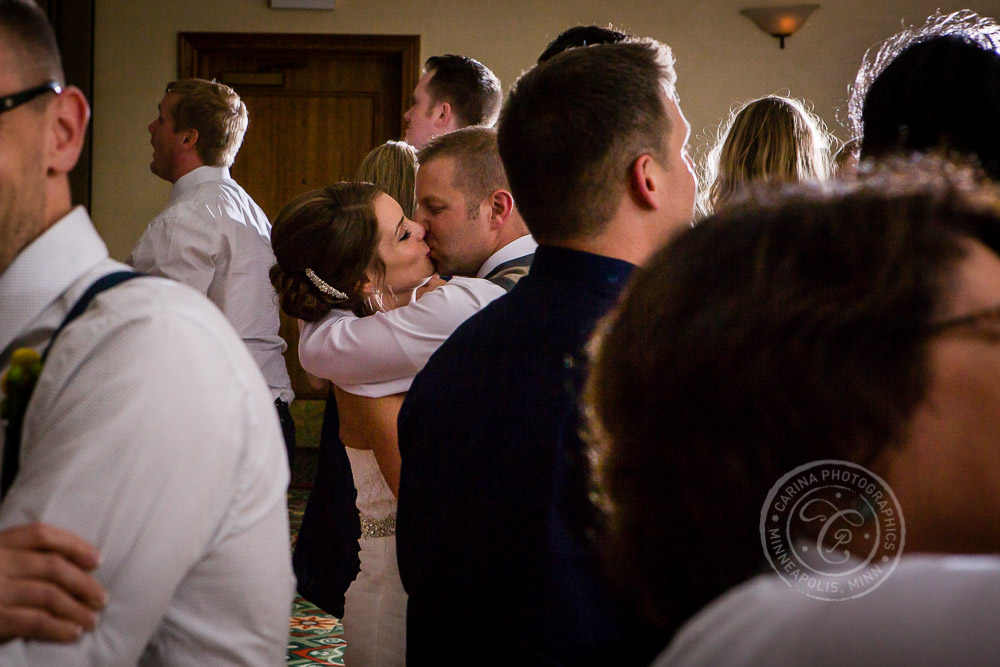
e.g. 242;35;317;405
128;165;293;403
656;555;1000;666
298;277;505;397
0;208;294;665
476;234;537;279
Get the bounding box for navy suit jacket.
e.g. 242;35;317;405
397;245;669;666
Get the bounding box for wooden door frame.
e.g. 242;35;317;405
177;32;421;111
43;0;95;210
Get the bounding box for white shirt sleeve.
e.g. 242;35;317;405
299;276;505;392
127;215;219;295
0;283;293;665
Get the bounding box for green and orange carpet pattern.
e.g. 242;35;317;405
287;595;345;665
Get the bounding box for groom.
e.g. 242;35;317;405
414;126;535;291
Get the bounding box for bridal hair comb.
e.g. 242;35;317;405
305;268;348;300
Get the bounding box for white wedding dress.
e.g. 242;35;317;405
297;278;508;665
341;447;407;666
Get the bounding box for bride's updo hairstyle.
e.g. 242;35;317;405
269;183;385;321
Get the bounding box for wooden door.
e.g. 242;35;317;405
43;0;95;209
179;33;420;401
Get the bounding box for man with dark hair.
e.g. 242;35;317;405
0;1;293;661
403;54;501;149
416;126;534;288
537;24;634;63
588;161;1000;664
850;10;1000;180
397;38;695;665
128;79;296;465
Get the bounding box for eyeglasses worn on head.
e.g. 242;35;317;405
0;81;61;116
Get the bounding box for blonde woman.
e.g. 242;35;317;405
356;140;418;218
699;95;835;215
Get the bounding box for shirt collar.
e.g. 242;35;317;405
169;165;230;204
0;207;109;356
476;234;538;279
526;244;636;295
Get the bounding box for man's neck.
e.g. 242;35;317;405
490;214;531;256
169;159;206;185
547;203;689;267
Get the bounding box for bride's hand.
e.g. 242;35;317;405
416;275;447;299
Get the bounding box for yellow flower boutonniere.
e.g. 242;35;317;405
1;348;43;423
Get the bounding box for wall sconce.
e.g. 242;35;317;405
740;5;819;49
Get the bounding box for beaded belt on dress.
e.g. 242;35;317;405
359;511;396;539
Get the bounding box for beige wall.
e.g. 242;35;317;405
94;0;1000;258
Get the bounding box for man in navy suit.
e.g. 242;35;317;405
396;38;697;665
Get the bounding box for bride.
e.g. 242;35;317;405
269;182;503;665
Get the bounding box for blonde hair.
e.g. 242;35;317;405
165;79;248;168
355;141;418;218
700;95;835;215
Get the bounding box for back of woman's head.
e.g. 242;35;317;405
701;96;833;214
355;141;418;218
269;183;381;321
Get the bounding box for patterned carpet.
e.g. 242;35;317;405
288;595;345;665
288;450;346;666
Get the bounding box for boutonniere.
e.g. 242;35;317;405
1;348;43;425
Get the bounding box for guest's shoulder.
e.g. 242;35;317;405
58;274;263;386
658;555;1000;667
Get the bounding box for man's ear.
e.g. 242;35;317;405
487;189;514;229
628;154;662;210
435;101;452;128
181;128;199;152
46;85;89;177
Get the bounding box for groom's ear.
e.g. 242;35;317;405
487;189;515;229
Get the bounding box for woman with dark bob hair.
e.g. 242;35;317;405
270;182;503;665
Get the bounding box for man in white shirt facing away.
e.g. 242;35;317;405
403;55;502;150
0;1;294;662
127;78;296;464
415;126;536;291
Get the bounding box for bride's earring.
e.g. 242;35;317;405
369;286;384;313
383;284;398;310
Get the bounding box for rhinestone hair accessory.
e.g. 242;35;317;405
305;268;348;300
